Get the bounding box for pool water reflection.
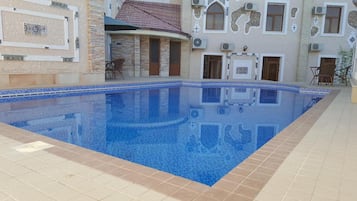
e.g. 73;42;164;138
0;85;323;186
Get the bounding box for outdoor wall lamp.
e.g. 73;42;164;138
243;45;248;52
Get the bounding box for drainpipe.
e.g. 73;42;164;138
353;44;357;80
296;0;313;83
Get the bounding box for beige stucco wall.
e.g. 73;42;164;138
352;80;357;103
188;0;357;83
0;0;105;88
352;41;357;103
189;0;304;81
104;0;125;18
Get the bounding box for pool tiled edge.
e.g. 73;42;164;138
0;80;330;101
0;87;339;201
209;89;339;200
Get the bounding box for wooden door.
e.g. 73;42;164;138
149;38;160;75
203;55;222;79
319;58;336;83
169;41;181;76
262;57;280;81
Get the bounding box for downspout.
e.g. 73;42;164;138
295;0;313;83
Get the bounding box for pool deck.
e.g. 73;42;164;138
0;81;356;201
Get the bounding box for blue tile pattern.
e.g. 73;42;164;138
0;80;331;101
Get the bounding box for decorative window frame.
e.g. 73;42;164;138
321;2;347;37
227;52;260;80
262;0;289;35
203;0;229;33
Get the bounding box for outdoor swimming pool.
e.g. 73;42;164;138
0;81;328;186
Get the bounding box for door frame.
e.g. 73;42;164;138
318;55;337;84
259;54;285;82
149;38;160;76
201;53;226;79
169;40;181;76
317;54;337;66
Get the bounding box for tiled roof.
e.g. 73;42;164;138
116;0;187;36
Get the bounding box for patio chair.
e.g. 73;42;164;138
335;65;352;86
318;65;335;86
113;58;125;79
310;66;320;85
309;66;334;86
105;61;115;80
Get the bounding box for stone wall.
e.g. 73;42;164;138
160;38;170;77
111;35;135;77
87;0;105;73
111;35;186;78
134;36;141;77
140;36;150;77
0;0;106;88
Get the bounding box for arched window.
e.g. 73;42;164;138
206;2;224;30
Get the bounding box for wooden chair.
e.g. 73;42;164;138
318;65;335;85
310;66;333;85
113;58;125;79
105;61;115;80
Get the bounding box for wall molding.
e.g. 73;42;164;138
0;1;79;62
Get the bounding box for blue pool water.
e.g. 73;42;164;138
0;82;325;186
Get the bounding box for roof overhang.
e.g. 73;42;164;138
106;29;191;41
104;16;138;31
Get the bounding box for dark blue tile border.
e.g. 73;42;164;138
0;80;331;101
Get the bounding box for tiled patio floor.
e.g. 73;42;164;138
255;87;357;201
0;86;355;201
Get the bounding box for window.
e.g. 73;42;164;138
257;126;276;148
324;6;342;34
202;88;221;103
265;4;285;32
206;2;224;30
259;89;278;104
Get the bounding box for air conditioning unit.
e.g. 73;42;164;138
244;2;257;11
312;6;326;15
217;106;230;115
190;108;203;119
309;43;322;52
192;0;205;7
220;43;235;52
192;38;207;49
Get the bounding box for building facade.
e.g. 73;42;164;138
188;0;357;84
108;0;356;85
0;0;356;88
105;0;192;78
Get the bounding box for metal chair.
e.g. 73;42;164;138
310;66;320;85
309;66;333;86
335;65;351;86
